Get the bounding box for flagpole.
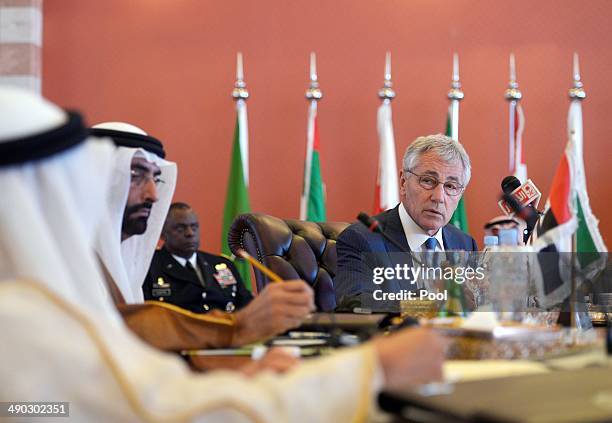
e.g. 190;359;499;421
223;52;253;290
446;53;469;232
300;52;323;220
378;51;395;104
447;53;464;141
568;53;588;330
569;52;586;101
374;52;399;213
305;51;323;101
505;53;522;175
232;52;249;185
232;52;249;100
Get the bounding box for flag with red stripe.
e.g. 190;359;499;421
531;99;607;306
534;100;606;254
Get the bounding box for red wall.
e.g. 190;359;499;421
43;0;612;252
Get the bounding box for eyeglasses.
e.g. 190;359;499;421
405;169;464;196
130;169;165;187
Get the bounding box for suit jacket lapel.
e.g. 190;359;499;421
377;206;414;289
441;226;456;250
380;206;411;253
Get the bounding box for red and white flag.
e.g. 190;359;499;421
374;100;399;213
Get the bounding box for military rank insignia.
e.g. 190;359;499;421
213;263;237;287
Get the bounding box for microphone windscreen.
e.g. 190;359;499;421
357;212;380;233
501;175;521;194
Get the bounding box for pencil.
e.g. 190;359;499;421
182;348;254;357
235;248;284;283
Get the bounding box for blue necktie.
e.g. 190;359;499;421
418;237;439;289
423;237;437;251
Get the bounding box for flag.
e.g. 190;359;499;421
300;100;326;221
445;110;469;232
222;99;252;290
373;101;399;213
510;102;528;183
534;100;607;255
568;101;607;257
532;99;607;306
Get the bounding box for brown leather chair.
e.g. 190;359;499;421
228;213;349;311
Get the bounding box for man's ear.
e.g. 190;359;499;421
399;169;407;196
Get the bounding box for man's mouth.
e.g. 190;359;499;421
424;209;443;217
130;208;151;218
125;201;154;221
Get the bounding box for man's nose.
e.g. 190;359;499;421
184;226;195;237
430;183;445;203
143;178;159;203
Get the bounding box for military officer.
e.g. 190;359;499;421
143;202;253;313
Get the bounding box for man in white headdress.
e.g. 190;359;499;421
91;121;177;304
90;122;316;350
0;86;446;422
484;215;526;246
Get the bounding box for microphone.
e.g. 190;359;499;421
501;193;540;243
357;212;410;253
357;212;382;233
498;176;543;216
501;175;522;194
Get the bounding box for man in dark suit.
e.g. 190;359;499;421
144;202;253;313
334;134;478;310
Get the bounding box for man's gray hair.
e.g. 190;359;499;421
402;134;471;185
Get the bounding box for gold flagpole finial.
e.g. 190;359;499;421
505;53;522;101
232;52;249;100
306;52;323;101
569;52;586;100
448;53;464;101
378;51;395;101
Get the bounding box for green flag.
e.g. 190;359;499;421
221;100;252;290
446;112;469;232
